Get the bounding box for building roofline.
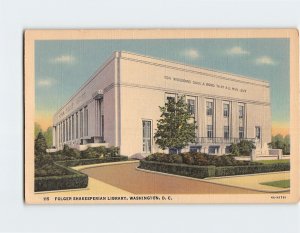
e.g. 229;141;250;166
53;50;270;118
118;50;270;85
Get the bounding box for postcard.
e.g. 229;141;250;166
24;29;299;204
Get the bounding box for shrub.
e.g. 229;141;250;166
181;153;195;165
229;140;256;156
80;146;120;159
144;152;252;167
35;173;88;192
139;160;215;179
140;160;290;179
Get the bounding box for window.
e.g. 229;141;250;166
224;126;229;139
80;110;83;138
66;120;69;141
239;127;244;139
187;99;195;115
75;113;78;139
208;146;219;154
68;117;71;141
142;120;151;153
206;101;213;116
101;115;104;137
190;146;201;153
223;103;229;117
207;125;213;138
72;115;74;140
239;105;244;119
165;93;176;104
84;107;88;136
255;126;261;140
63;121;66;142
169;148;181;154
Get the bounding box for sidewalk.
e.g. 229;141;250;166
205;171;290;192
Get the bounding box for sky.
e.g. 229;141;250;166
35;38;290;135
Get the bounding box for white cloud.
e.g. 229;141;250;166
37;78;56;87
255;56;276;65
181;49;201;59
50;55;76;64
226;46;250;55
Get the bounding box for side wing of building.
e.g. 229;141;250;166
52;53;119;150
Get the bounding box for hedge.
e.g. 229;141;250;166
140;160;290;179
215;163;290;177
139;160;215;179
34;164;88;192
34;156;128;192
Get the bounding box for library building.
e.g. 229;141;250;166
52;51;272;158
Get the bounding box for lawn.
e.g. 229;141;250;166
259;159;290;165
260;179;290;188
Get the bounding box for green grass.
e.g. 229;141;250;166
259;159;290;165
260;180;290;188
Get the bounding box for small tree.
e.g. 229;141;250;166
268;134;290;155
229;140;255;156
154;96;197;154
34;132;51;168
35;132;47;156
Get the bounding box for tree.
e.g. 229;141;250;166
34;132;47;156
229;140;256;156
34;122;43;139
154;95;197;154
268;134;290;155
34;132;51;168
44;127;53;148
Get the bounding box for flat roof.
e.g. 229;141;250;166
54;50;270;118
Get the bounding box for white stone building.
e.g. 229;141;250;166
52;51;272;158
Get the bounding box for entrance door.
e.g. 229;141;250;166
142;120;152;153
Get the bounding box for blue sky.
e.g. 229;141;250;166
35;38;290;132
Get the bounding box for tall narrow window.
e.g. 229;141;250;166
84;107;88;136
68;117;71;141
72;115;74;140
224;126;229;139
255;126;261;140
239;105;244;119
142;120;151;153
206;101;213;116
207;125;213;138
80;110;83;138
223;103;229;117
187;99;195;115
75;113;78;139
239;127;244;139
101;115;104;137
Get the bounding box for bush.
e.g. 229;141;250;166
229;140;256;156
215;163;290;177
35;173;88;192
139;160;215;179
80;146;120;159
34;163;88;192
145;152;251;167
140;160;290;179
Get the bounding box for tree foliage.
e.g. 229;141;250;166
268;134;290;155
154;96;197;153
229;140;256;156
34;132;52;169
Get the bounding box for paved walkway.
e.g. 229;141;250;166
205;171;290;192
80;161;259;194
